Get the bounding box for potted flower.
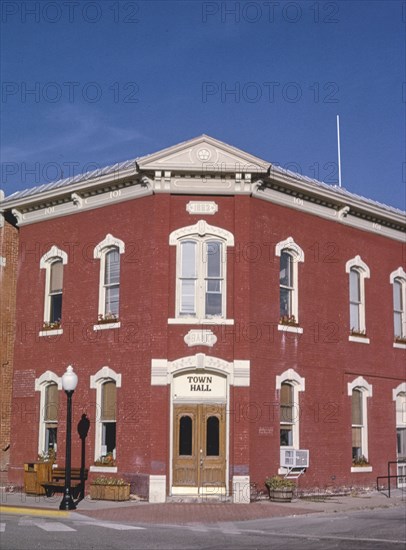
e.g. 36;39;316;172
352;455;370;467
394;336;406;345
94;452;116;467
350;328;368;338
42;320;61;331
265;475;296;502
90;476;130;501
279;315;299;327
97;313;119;324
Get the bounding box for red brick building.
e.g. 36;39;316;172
1;136;405;502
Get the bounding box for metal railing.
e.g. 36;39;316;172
376;459;406;498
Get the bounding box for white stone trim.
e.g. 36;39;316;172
93;322;121;331
93;234;125;259
276;369;305;392
351;466;373;473
347;376;373;396
275;236;304;262
39;246;68;268
168;318;234;325
149;475;166;503
184;329;217;347
186;201;218;215
35;371;62;392
232;476;250;503
90;366;122;388
393;342;406;349
151;355;250;387
39;329;64;337
278;324;303;334
349;335;370;344
0;257;6;267
393;382;406;401
345;255;370;278
89;466;118;473
169;219;234;246
390;267;406;284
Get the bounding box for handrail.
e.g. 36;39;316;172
376;459;406;497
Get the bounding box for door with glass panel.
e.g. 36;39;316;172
173;404;226;489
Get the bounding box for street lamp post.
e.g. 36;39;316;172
59;365;78;511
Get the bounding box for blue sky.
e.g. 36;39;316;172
1;0;405;210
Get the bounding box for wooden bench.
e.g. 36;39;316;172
42;468;88;499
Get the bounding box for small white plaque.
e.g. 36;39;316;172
186;201;218;215
184;329;217;347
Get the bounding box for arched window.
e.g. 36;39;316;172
275;237;304;324
170;220;234;321
346;256;370;337
90;366;122;464
40;246;68;330
94;235;125;323
390;269;406;342
276;369;305;452
35;371;61;457
348;376;372;463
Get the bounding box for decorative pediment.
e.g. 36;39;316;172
137;135;270;174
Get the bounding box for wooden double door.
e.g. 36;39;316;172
173;404;226;490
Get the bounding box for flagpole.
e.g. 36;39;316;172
337;115;342;187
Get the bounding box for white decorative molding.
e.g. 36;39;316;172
184;329;217;347
93;234;125;258
351;466;373;473
232;476;250;503
349;335;370;344
93;322;121;331
35;370;62;391
71;192;83;208
40;245;68;268
169;219;234;246
151;355;250;387
347;376;373;396
392;382;406;401
276;369;305;391
390;267;406;283
149;475;166;503
275;236;304;262
277;324;303;334
90;366;122;388
0;257;6;267
338;205;350;219
345;255;370;278
186;201;218;215
11;208;23;224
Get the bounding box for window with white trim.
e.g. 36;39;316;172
276;369;305;452
40;246;68;329
169;220;234;321
90;366;121;463
275;237;304;325
348;376;372;464
390;269;406;341
395;392;406;457
345;256;370;335
35;371;61;457
94;235;125;322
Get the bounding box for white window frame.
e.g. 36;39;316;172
275;237;304;327
393;383;406;458
169;220;234;324
35;371;62;456
276;369;305;451
40;246;68;329
93;234;125;324
348;376;372;469
90;366;122;469
390;268;406;344
345;256;370;341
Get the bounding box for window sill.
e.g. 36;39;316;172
39;329;63;337
278;324;303;334
89;465;118;473
351;466;372;473
349;335;370;344
93;322;121;331
168;318;234;325
393;342;406;349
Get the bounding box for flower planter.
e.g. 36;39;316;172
268;488;294;502
90;483;130;501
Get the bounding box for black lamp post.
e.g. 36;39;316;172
59;365;78;511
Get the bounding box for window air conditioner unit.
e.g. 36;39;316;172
280;449;309;468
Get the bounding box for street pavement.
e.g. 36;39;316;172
1;487;405;525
